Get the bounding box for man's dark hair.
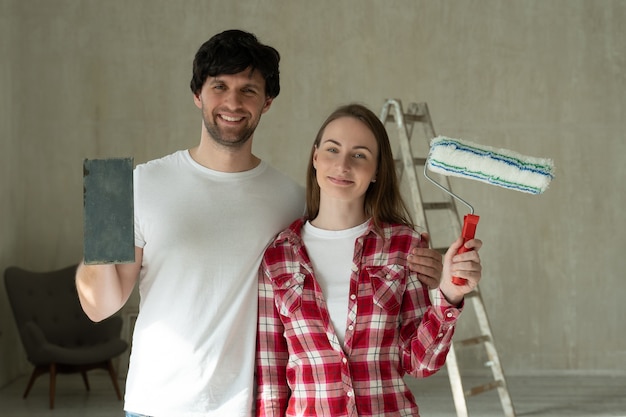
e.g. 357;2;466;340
190;29;280;98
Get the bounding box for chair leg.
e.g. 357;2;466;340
106;360;123;400
23;366;45;398
49;363;56;409
22;361;121;407
81;371;91;391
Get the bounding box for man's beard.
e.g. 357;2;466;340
202;112;258;148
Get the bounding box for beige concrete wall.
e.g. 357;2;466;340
0;0;26;384
1;0;625;386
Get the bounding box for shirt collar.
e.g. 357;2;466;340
274;217;391;247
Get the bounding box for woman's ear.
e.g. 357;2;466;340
312;145;319;169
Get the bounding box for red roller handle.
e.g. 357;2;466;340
452;214;480;285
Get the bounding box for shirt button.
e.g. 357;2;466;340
446;312;453;318
342;357;348;364
347;391;353;397
351;264;358;272
350;294;356;300
348;325;354;331
438;332;444;338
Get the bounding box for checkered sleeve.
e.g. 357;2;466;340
399;264;461;378
256;261;290;417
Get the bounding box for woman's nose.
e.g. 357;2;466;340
336;154;351;171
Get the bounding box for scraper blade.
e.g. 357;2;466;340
83;158;134;264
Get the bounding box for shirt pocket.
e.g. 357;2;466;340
367;264;407;313
272;272;305;316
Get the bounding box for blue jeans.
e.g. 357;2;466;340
125;413;151;417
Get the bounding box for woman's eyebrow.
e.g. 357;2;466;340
321;139;374;153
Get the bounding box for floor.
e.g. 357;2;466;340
0;371;624;416
407;372;626;417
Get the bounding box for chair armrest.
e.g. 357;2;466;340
82;316;124;343
23;321;49;346
20;321;53;363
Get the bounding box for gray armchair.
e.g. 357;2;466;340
4;264;128;409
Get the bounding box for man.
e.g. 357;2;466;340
76;30;444;417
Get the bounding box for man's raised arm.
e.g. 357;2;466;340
76;246;143;322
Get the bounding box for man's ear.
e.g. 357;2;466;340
261;97;274;114
193;92;202;109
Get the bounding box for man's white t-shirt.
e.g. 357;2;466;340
125;150;304;417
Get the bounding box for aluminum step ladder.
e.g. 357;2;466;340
379;98;516;417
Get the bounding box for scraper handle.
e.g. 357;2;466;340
452;214;480;285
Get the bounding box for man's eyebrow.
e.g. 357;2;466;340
207;77;262;90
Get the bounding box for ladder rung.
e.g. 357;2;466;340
465;380;504;397
385;113;427;123
394;157;426;165
456;334;491;347
422;202;454;210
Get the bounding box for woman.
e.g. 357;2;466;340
256;103;482;416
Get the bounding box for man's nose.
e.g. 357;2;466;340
223;90;243;108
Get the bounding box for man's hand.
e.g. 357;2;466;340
407;232;443;289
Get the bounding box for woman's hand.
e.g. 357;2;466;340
439;236;483;306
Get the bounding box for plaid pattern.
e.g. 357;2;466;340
256;218;461;417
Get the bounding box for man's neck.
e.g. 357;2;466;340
189;136;260;173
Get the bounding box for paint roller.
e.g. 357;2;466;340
424;136;554;285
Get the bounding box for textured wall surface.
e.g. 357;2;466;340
1;0;625;386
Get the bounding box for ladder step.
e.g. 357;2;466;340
394;157;426;165
456;334;491;347
385;113;427;123
422;202;454;210
465;380;504;397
